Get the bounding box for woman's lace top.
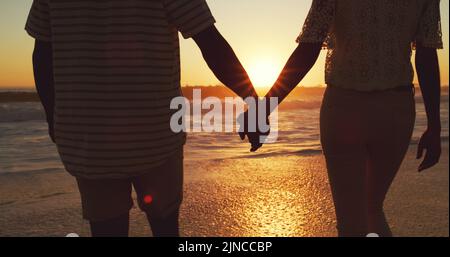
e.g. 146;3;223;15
297;0;443;91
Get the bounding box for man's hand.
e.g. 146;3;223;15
417;128;441;172
237;109;270;152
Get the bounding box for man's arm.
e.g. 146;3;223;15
193;25;261;150
264;42;322;114
192;26;257;99
415;45;442;172
32;40;55;142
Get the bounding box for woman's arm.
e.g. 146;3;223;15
264;0;335;114
264;42;322;114
415;45;442;172
239;0;334;151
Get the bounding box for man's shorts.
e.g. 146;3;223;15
76;148;183;222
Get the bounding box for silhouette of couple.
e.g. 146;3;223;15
26;0;443;237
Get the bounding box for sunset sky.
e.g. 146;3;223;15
0;0;449;89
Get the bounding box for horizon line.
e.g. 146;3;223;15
1;84;449;90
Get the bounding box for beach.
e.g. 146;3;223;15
0;143;448;237
0;88;448;237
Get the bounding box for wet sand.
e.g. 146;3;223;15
0;143;448;237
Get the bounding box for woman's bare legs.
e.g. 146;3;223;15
324;154;369;237
320;87;370;237
366;91;416;237
321;87;415;237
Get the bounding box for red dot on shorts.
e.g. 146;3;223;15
143;195;153;205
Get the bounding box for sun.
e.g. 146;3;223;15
247;59;281;88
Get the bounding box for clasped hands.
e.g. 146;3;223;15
237;100;271;152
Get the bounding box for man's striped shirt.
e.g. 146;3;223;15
25;0;216;179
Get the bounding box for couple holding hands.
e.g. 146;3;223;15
26;0;443;237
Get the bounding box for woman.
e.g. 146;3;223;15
260;0;443;236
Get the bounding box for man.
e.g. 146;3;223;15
26;0;258;237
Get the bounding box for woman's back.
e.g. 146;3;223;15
298;0;443;91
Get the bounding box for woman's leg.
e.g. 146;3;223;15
320;87;370;237
324;154;369;236
366;150;403;237
366;90;416;237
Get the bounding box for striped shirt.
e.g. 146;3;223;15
25;0;216;179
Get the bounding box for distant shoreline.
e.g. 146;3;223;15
1;85;448;102
0;86;327;102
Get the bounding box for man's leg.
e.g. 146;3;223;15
146;207;180;237
76;178;133;237
133;148;184;237
90;212;130;237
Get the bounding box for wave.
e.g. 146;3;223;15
0;167;63;177
0;103;46;122
200;148;324;161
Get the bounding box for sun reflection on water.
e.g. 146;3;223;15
241;189;308;237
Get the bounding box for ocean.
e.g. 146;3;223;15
0;88;448;174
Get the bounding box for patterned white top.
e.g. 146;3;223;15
297;0;443;91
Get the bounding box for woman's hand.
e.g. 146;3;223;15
416;128;441;172
237;110;270;152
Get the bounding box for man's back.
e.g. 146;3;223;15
26;0;216;179
26;0;262;237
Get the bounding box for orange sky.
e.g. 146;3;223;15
0;0;448;89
